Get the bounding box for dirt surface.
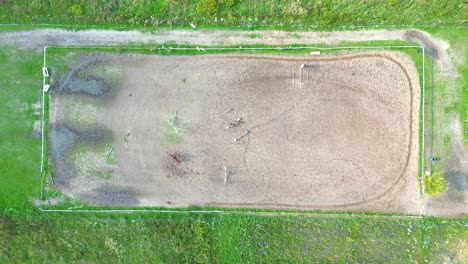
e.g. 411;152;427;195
0;28;456;75
49;51;421;213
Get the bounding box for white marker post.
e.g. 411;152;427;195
300;64;304;87
42;67;49;77
224;166;228;185
233;130;250;142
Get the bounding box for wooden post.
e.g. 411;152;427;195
123;132;130;143
220;108;233;117
105;146;113;162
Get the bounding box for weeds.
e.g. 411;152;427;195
163;111;187;144
0;0;465;28
0;214;466;262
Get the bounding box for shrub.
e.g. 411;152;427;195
70;4;82;16
197;0;218;18
425;172;448;196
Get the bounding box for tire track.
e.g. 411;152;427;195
194;53;417;209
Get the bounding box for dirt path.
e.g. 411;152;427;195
0;28;456;74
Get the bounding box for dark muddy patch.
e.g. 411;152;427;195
74;125;113;144
48;124;114;188
403;30;439;60
48;126;78;188
65;76;111;96
53;53;118;98
78;185;139;207
47;52;132;206
445;140;468;193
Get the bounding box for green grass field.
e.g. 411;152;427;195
0;0;466;29
0;47;42;215
0;214;466;262
0;24;467;262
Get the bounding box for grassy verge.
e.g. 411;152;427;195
0;214;466;262
414;28;468;201
0;47;43;215
45;41;421;56
427;28;468;145
0;0;466;29
40;76;50;201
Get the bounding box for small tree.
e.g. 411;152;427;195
425;171;448;196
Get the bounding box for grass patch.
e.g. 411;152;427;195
0;47;43;215
0;0;466;28
245;32;261;38
59;95;105;131
0;214;466;262
418;28;468;201
421;218;468;262
426;28;468;144
68;142;116;181
163;111;187;145
48;50;81;78
45;40;422;57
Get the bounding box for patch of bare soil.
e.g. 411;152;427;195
0;28;457;77
49;51;421;214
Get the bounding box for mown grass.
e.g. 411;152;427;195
0;0;466;29
0;214;466;263
0;47;43;215
427;28;468;145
